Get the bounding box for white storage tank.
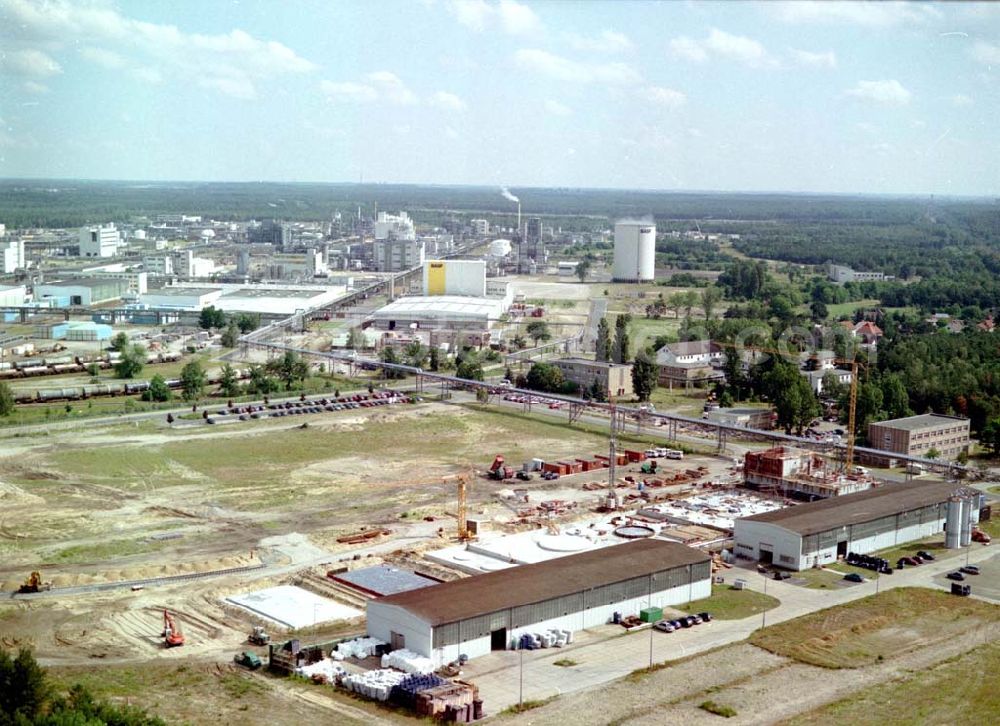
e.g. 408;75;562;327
960;496;973;547
613;221;656;282
945;497;962;549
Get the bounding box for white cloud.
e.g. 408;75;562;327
320;80;378;103
79;47;126;69
431;91;467;111
641;86;686;108
845;79;912;105
790;48;837;69
704;28;774;67
498;0;541;35
450;0;492;32
566;30;632;54
2;49;62;77
670;29;775;68
770;2;942;27
544;99;572;116
0;0;316;99
320;72;417;105
447;0;540;35
514;48;641;84
971;41;1000;65
950;94;973;107
669;36;707;62
366;71;418;105
22;80;49;94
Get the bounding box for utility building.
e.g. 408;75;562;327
867;413;970;463
366;539;710;664
734;480;958;571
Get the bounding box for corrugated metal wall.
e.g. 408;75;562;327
431;562;705;649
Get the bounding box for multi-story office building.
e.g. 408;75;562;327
78;224;120;258
374;238;425;272
867;413;970;462
248;220;290;249
551;358;633;398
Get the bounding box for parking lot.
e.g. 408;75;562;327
931;550;1000;601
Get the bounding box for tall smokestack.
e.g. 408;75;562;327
517;202;521;237
500;187;521;235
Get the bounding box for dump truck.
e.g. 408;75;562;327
488;455;514;481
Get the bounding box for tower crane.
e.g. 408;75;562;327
714;342;867;471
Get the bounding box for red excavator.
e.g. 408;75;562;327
162;610;185;648
488;455;514;481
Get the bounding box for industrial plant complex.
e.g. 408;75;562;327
0;189;996;726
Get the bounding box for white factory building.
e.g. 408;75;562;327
734;480;970;571
423;259;486;297
366;539;711;664
78;224;121;258
612;220;656;282
374;211;416;241
374;238;425;272
139;283;347;314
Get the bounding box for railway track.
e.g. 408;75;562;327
3;564;267;599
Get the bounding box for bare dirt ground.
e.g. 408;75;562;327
503;624;1000;725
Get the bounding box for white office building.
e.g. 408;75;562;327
78;224;121;258
1;238;25;273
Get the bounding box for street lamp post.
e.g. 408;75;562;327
519;647;523;707
762;572;768;629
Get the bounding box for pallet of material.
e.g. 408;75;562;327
414;680;479;719
337;528;391;544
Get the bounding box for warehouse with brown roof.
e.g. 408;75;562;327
733;479;961;571
365;539;711;664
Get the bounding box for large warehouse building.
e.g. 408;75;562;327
366;539;711;664
734;480;960;571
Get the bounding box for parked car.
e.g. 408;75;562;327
653;620;675;633
916;550;936;561
946;571;966;581
844;572;865;583
773;570;791;580
960;565;980;575
679;617;694;628
698;611;713;622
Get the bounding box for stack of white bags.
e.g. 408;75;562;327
380;648;435;675
341;669;407;701
333;636;386;660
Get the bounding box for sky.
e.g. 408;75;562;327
0;0;998;196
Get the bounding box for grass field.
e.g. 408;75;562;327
788;640;1000;726
46;662;377;726
676;584;780;620
749;587;1000;669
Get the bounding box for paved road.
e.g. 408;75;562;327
463;545;1000;712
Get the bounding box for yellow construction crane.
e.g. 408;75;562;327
443;472;473;541
715;342;866;471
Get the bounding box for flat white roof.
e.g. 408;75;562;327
371;295;505;320
225;585;361;629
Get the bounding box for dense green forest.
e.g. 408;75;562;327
2;179;996;230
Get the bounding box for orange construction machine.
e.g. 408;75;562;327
162;610;185;648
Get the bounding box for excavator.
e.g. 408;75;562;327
488;455;514;481
17;571;51;594
162;610;185;648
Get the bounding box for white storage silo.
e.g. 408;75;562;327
960;497;973;547
613;221;656;282
945;497;962;548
